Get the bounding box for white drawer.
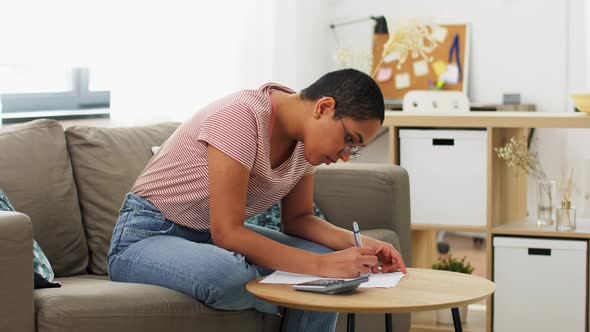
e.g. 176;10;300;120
400;129;487;226
493;237;587;332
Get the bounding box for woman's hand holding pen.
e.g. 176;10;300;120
353;222;407;274
317;247;378;278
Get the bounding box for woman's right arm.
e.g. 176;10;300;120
207;144;376;278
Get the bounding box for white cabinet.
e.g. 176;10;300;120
399;129;487;226
493;236;587;332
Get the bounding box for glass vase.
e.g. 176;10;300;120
536;179;556;227
556;202;576;231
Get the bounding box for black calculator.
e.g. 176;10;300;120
292;276;369;294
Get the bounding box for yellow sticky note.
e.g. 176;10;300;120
432;60;448;77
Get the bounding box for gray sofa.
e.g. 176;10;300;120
0;119;411;332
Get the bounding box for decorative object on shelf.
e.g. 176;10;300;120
536;179;556;227
570;93;590;113
494;136;554;226
432;255;475;273
431;255;474;324
402;90;470;112
556;168;576;231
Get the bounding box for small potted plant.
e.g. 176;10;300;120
432;255;475;324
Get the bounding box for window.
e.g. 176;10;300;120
0;66;111;123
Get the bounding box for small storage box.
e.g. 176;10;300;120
399;129;487;226
493;237;587;332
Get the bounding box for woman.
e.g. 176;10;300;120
107;68;407;332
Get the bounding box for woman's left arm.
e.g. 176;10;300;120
281;175;355;250
281;174;407;273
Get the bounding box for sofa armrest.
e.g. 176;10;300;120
0;211;34;332
313;163;411;265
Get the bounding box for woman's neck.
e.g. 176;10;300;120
271;91;305;144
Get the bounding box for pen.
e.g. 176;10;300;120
353;221;372;277
352;221;363;247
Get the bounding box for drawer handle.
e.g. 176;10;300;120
432;138;454;146
528;248;551;256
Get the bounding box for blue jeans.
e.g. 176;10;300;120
107;193;338;332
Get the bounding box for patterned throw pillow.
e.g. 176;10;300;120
0;188;58;287
245;202;326;231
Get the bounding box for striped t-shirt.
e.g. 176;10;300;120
132;83;316;231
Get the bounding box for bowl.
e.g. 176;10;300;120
571;94;590;113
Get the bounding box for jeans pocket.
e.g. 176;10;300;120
117;209;176;252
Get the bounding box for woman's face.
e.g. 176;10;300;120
304;98;382;166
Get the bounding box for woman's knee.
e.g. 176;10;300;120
191;252;261;310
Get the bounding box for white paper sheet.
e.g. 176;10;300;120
260;271;405;288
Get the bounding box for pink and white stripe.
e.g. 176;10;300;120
132;84;315;231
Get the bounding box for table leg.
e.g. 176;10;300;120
451;307;463;332
385;313;393;332
347;313;355;332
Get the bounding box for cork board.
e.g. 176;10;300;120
372;24;470;101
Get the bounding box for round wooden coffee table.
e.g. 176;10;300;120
247;268;495;332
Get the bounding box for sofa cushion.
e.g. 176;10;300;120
65;123;179;275
35;275;281;332
0;119;88;277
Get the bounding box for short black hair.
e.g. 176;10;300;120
300;69;384;124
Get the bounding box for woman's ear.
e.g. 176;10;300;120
315;97;336;117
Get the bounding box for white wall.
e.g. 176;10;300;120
294;0;590;215
566;0;590;216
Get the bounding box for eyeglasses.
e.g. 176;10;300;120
339;118;361;159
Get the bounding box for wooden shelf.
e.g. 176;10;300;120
412;224;488;233
493;217;590;239
411;306;486;332
386;112;590;332
384;111;590;128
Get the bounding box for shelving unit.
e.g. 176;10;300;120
383;111;590;332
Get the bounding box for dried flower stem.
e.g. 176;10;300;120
558;167;575;203
494;136;553;212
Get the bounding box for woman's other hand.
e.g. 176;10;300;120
370;242;407;274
